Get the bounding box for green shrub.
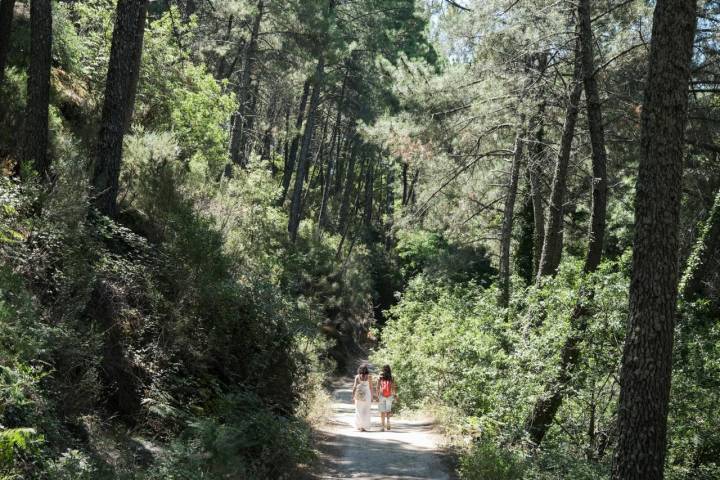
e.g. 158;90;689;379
144;390;314;480
459;441;526;480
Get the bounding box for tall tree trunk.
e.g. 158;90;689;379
385;166;395;249
528;102;546;278
579;0;608;274
338;144;358;231
288;55;324;242
318;69;348;229
363;159;374;227
515;185;535;285
333;124;353;196
401;162;409;206
407;169;419;206
524;0;612;446
93;0;149;217
243;79;262;157
537;42;583;280
613;2;697;479
0;0;15;86
228;0;263;169
279;79;311;204
123;0;148;131
336;156;366;258
23;0;52;180
498;126;524;308
681;190;720;303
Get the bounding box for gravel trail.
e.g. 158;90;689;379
315;374;454;480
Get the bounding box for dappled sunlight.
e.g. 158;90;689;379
317;376;452;479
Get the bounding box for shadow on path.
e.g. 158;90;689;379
315;368;454;480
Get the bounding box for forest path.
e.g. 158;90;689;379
315;367;454;479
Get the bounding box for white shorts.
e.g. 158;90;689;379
378;395;394;413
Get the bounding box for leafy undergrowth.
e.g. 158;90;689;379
373;244;720;480
0;154;373;479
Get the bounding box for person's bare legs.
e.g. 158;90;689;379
380;412;386;430
386;413;391;431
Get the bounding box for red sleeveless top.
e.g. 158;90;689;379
380;379;393;397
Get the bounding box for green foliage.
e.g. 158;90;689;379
144;390;314;480
395;230;496;285
44;449;98;480
374;255;630;478
459;441;526;480
0;428;42;473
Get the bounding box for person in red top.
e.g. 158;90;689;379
376;364;398;431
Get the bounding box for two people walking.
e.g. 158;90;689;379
352;364;398;432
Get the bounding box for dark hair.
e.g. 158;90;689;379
357;364;369;376
380;364;392;381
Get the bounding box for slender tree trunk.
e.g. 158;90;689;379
515;182;535;285
333;124;353;196
23;0;52;180
681;190;720;302
215;15;234;76
363;159;374;227
93;0;149;217
0;0;15;86
579;0;608;274
613;2;697;478
337;156;366;258
401;162;409;206
228;0;263;168
385;166;395;249
318;70;348;229
528;106;546;278
279;79;311;204
288;55;324;242
243;79;262;157
498;126;524;308
537;42;583;280
524;0;612;446
407;169;419;206
338;144;358;231
123;0;148;131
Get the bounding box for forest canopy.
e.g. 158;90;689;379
0;0;718;479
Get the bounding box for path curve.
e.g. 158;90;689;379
316;373;453;479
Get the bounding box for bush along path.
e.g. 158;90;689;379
315;361;453;480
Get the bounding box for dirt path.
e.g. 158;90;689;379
315;373;454;479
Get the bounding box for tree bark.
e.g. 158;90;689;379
363;159;375;227
123;0;148;131
537;42;582;280
338;144;358;231
319;70;349;230
23;0;52;180
612;1;697;478
93;0;149;217
498;127;524;308
515;185;535;285
401;162;409;206
228;0;263;168
385;166;395;249
279;79;311;204
528;104;546;278
524;0;612;444
0;0;15;86
579;0;608;274
288;55;324;242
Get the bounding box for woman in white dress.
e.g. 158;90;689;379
352;364;374;431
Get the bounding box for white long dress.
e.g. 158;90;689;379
354;375;372;430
